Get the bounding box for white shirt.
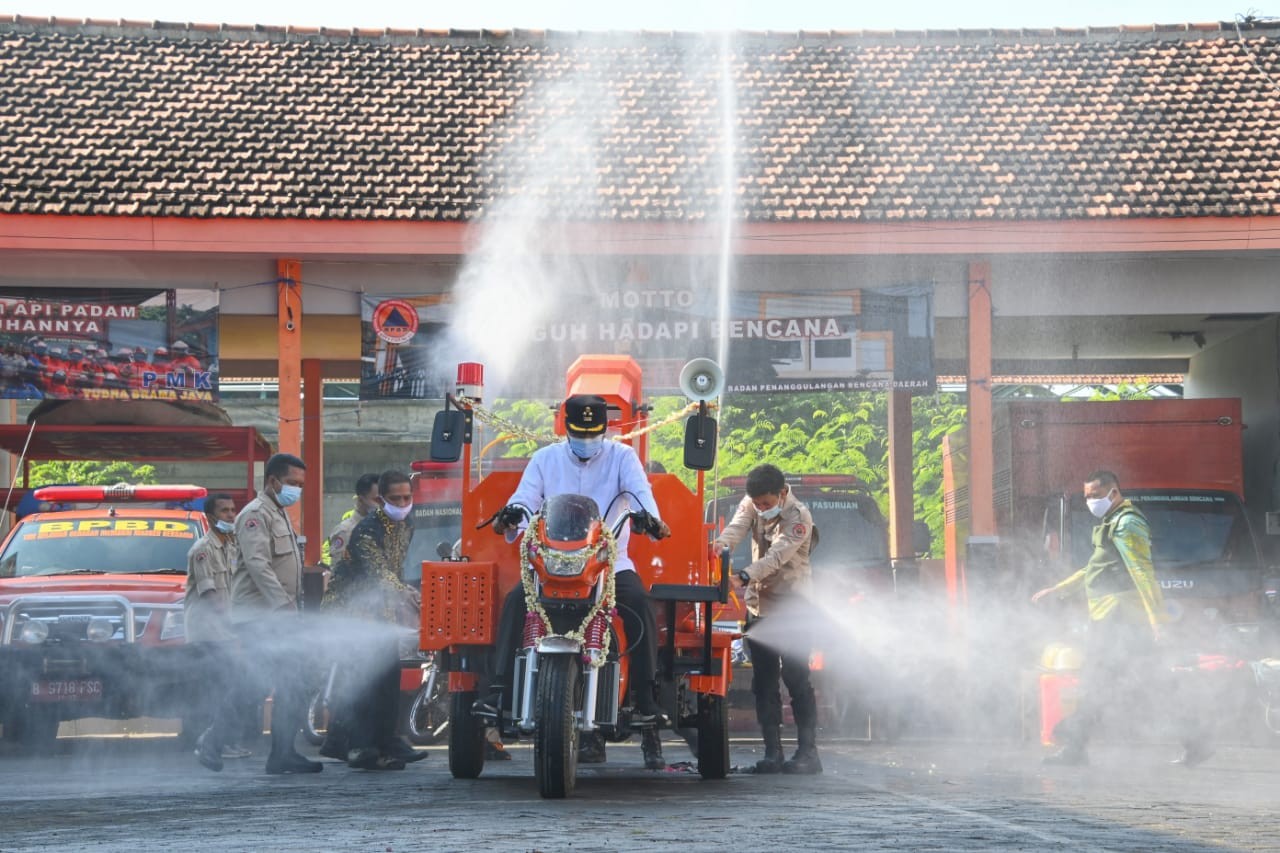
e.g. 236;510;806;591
506;440;662;574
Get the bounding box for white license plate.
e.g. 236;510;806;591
30;678;104;702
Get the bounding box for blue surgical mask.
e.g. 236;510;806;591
759;504;783;521
215;519;235;534
276;483;302;506
567;436;604;460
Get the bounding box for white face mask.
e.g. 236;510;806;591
1086;490;1115;518
382;502;413;522
756;488;787;521
276;483;302;506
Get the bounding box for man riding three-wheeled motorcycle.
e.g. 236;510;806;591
420;355;735;798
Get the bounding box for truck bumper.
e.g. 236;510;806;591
0;644;206;722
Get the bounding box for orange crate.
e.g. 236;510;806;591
420;561;498;651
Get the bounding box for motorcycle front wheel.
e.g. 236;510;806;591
534;654;581;799
448;690;486;779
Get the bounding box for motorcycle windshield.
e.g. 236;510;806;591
541;494;601;544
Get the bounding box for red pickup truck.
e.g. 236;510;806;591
0;412;271;752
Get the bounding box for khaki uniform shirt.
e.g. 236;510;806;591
326;511;361;565
714;488;814;618
184;530;238;643
230;493;303;622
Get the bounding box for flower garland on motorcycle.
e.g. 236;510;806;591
520;517;619;670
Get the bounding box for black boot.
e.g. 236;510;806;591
783;724;822;775
642;728;666;770
578;730;607;764
754;725;784;774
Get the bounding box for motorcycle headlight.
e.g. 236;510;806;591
86;618;114;643
543;546;591;578
159;610;185;641
19;619;49;645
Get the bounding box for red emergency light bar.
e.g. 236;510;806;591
33;484;209;503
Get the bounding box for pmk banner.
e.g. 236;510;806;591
359;284;933;400
0;287;219;402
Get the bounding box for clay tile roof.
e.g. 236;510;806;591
2;17;1280;222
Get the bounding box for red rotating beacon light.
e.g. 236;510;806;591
456;362;484;402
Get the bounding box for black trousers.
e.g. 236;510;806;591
1053;616;1210;751
493;569;658;702
192;641;253;749
346;639;403;752
235;619;305;758
745;614;818;732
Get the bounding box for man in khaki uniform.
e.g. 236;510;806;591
187;493;251;771
323;472;379;566
714;463;821;775
231;452;321;774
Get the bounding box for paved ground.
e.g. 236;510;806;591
1;732;1277;852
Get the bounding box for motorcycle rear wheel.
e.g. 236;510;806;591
534;655;581;798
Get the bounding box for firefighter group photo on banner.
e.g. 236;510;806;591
0;287;220;402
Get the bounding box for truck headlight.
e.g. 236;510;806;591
86;618;114;642
19;620;49;645
159;610;185;641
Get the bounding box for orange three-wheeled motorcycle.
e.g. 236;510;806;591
419;356;735;798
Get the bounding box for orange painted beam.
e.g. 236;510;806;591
887;389;915;560
967;261;996;538
5;213;1280;256
277;259;303;530
301;358;324;566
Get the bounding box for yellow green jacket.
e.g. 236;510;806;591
1050;500;1165;629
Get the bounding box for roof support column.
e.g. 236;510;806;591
302;357;324;567
277;259;303;531
887;389;916;586
962;258;998;573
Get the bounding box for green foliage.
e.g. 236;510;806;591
28;460;158;487
479;390;968;557
1079;382;1160;401
655;391;965;556
486;398;557;459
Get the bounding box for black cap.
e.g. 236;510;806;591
564;394;608;435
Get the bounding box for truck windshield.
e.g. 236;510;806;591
0;515;203;578
709;488;890;581
805;495;891;569
1067;492;1259;570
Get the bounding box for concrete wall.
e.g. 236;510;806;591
1186;316;1280;561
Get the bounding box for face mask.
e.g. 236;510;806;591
215;519;235;534
382;502;413;522
1086;493;1114;519
759;504;783;521
275;483;302;506
567;436;604;460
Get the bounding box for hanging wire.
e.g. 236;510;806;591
454;395;709;445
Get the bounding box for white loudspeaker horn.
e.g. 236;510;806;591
678;358;724;402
